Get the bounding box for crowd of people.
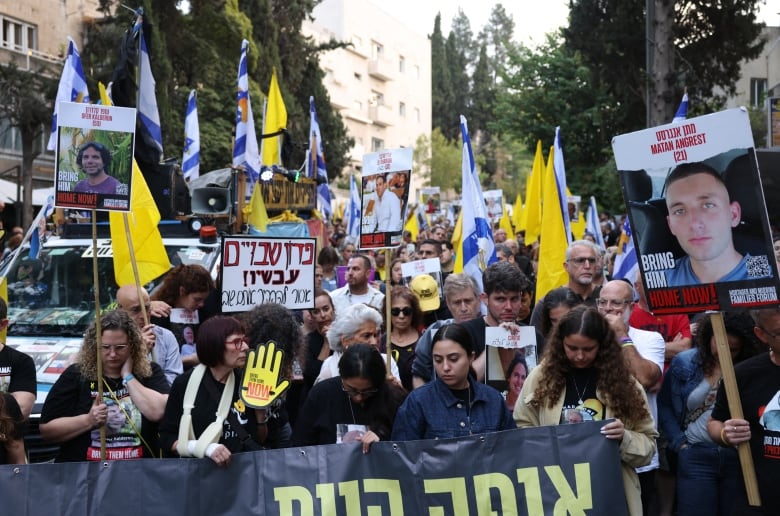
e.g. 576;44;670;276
2;213;780;516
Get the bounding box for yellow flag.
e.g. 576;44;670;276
451;209;464;273
523;141;544;243
261;68;287;166
404;209;419;242
247;183;269;231
499;205;514;236
100;82;171;286
110;162;172;285
511;193;524;231
535;146;569;301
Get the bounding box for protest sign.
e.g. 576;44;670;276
612;108;779;314
220;235;316;312
54;102;135;212
360;148;412;249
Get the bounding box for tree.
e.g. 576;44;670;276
0;64;57;227
414;129;463;195
478;3;516;84
444;9;475;140
431;14;454;137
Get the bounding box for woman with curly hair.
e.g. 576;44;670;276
151;264;216;369
40;310;170;462
658;311;761;516
0;393;26;464
514;305;657;516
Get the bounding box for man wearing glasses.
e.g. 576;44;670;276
117;285;184;384
597;279;665;514
530;240;602;327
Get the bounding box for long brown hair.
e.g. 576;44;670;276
0;394;21;443
151;264;214;306
532;306;650;426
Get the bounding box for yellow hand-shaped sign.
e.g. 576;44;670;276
240;341;290;408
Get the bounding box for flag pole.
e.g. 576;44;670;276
91;210;106;460
384;248;392;379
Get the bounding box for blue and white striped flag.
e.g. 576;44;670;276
233;40;261;183
309;97;332;218
459;115;496;296
47;37;90;151
346;172;361;243
138;32;163;158
613;217;639;283
553;127;572;244
29;195;55;260
182;90;200;181
672;93;688;124
586;196;606;249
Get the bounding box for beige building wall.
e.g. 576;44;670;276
303;0;432;204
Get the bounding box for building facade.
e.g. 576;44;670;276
303;0;432;201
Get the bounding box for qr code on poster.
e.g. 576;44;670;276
746;255;772;278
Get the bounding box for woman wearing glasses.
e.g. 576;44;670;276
389;286;423;391
40;310;170;462
302;289;336;394
159;316;262;467
291;344;406;451
392;323;515;441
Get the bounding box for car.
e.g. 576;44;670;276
4;221;220;462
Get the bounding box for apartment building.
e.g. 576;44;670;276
303;0;432;199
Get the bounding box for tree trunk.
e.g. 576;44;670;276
650;0;676;126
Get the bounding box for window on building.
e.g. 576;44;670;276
1;16;38;51
354;72;362;81
353;100;363;113
399;56;405;73
370;91;385;106
371;137;385;152
399;102;406;117
750;78;768;107
372;41;384;59
414;108;421;123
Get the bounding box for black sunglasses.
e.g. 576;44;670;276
391;307;413;317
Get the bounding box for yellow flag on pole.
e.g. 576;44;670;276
247;183;269;232
499;205;514;236
511;192;524;231
535;145;569;300
261;68;287;166
451;209;464;273
523;141;543;243
404;209;419;242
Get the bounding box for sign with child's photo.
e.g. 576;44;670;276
612;108;780;315
360;148;412;250
484;326;538;412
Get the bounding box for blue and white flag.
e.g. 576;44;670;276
138;32;163;158
233;39;261;183
309;97;332;218
459;115;496;297
672;93;688;124
28;195;55;260
586;196;606;249
553;127;573;245
47;37;90;151
613;217;639;283
346;172;361;243
182;90;200;181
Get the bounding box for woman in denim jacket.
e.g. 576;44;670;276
391;323;515;440
658;311;761;516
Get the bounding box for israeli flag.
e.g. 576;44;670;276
459;115;496;296
310;97;332;218
346;173;361;243
47;37;90;151
232;40;261;183
138;33;163;157
586;196;606;249
182;90;200;181
672;93;688;124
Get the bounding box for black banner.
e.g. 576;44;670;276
1;422;627;515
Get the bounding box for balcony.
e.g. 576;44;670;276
368;57;394;81
369;104;394;127
328;86;352;110
0;43;61;75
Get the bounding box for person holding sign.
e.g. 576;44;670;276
159;316;264;467
514;306;657;516
73;141;127;195
664;162;765;285
40;310;170;462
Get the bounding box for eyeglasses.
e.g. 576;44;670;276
309;305;333;316
101;344;129;352
391;307;413;317
225;336;249;349
568;257;598;266
758;326;780;340
341;383;378;398
596;298;632;309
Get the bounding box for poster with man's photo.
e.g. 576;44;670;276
54;102;135;212
484;189;504;223
612;108;780;315
360;148;412;250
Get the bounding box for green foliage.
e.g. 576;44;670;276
431;14;454;138
414;128;462;194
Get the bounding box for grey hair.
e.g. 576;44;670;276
326;303;383;352
565;240;601;260
442;273;480;300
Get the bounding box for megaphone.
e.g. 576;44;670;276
191;186;231;216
